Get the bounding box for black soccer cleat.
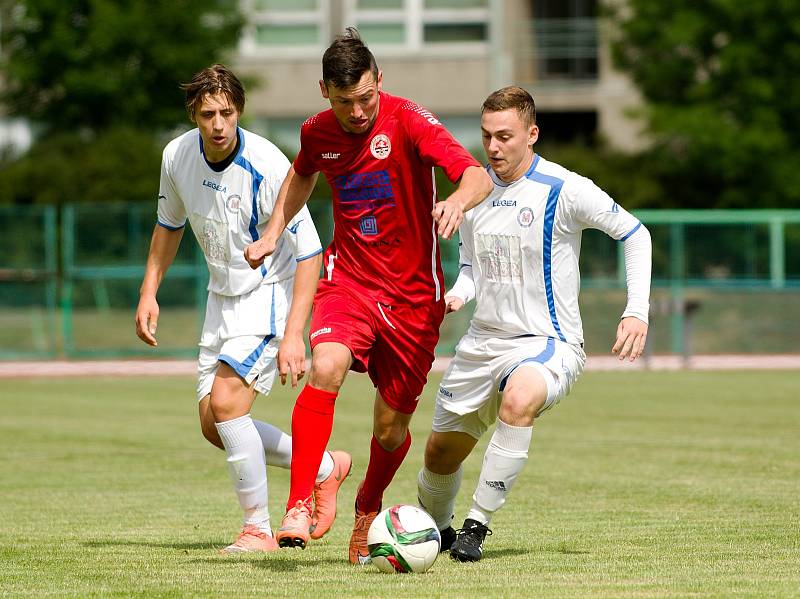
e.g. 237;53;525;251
439;526;457;553
450;518;492;562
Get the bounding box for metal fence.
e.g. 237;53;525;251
1;204;799;360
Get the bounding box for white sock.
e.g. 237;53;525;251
417;466;463;531
252;419;292;468
216;414;270;533
468;419;532;526
252;419;333;482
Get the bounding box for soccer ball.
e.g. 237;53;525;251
367;504;441;573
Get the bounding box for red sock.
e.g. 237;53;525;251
286;384;337;511
357;431;411;513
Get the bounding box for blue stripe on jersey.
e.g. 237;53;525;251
525;154;541;177
498;337;556;391
619;221;642;242
219;333;275;380
296;247;323;262
270;282;276;335
526;169;567;342
233;153;264;243
157;220;185;231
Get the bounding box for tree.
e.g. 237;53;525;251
610;0;800;208
0;0;244;205
0;0;244;134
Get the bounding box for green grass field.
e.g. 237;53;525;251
1;370;798;598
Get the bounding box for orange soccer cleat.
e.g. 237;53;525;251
348;500;380;565
220;525;279;554
310;450;352;540
275;500;313;549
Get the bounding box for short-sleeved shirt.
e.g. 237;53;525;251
158;127;322;296
459;154;643;346
293;92;480;306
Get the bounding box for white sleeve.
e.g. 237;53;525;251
620;224;652;324
567;175;641;241
257;151;291;223
285;204;323;262
445;225;476;303
156;146;186;229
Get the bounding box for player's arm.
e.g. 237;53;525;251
278;252;322;387
135;224;184;346
244;166;319;269
433;165;493;240
443;223;476;313
611;225;652;361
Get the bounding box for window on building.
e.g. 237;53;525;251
240;0;330;56
532;0;598;80
345;0;489;53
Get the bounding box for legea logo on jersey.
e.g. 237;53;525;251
203;179;227;193
438;386;453;398
493;199;516;207
225;194;241;213
518;207;534;227
370;134;391;159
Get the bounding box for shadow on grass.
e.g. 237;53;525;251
479;547;531;561
85;539;223;551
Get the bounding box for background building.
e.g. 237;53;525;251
233;0;643;153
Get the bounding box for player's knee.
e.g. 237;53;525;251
308;354;348;391
373;422;408;452
499;389;542;426
424;434;459;474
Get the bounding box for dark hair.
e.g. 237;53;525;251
180;64;245;121
482;86;536;127
322;27;379;89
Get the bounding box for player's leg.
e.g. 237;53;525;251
277;285;373;549
418;335;495;551
450;365;546;561
348;299;444;564
209;361;278;553
348;392;414;564
453;338;584;562
418;430;476;551
276;340;353;548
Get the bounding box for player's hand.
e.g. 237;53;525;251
611;316;648;362
135;295;160;347
444;295;464;313
244;236;278;269
432;197;465;240
277;333;307;388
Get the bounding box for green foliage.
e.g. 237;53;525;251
0;127;164;204
0;0;244;133
611;0;800;208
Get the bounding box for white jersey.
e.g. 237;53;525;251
157;127;322;296
449;154;650;346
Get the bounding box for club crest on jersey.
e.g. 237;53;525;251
225;194;242;213
370;134;391;160
518;207;534;227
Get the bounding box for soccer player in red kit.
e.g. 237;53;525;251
245;28;492;564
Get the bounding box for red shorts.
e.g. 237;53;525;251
308;281;445;414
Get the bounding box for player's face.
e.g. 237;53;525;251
481;109;539;183
195;93;239;162
320;70;383;134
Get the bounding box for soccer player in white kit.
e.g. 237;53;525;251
417;86;652;562
135;65;351;553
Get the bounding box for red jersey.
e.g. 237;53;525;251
294;92;480;305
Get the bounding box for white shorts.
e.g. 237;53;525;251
196;278;292;401
433;335;586;439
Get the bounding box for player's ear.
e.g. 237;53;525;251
529;124;539;146
376;70;383;91
319;79;329;99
